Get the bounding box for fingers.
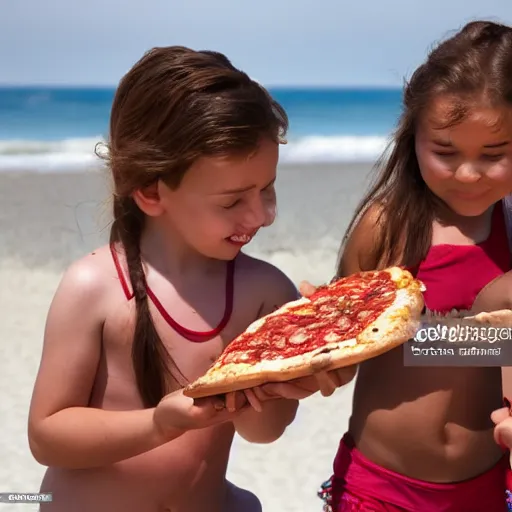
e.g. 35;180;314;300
225;393;236;412
494;417;512;449
261;382;312;400
194;396;226;412
204;364;358;414
491;407;511;425
244;388;264;412
314;371;338;397
224;391;250;412
252;385;277;402
218;387;283;414
335;365;358;384
208;407;248;425
195;394;248;417
298;280;317;298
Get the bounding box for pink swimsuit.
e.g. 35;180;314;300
327;201;511;512
332;433;509;512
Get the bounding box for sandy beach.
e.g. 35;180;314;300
0;162;372;511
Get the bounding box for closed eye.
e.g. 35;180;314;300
262;183;275;195
434;151;457;157
220;179;275;209
221;199;241;209
482;154;504;162
262;179;276;191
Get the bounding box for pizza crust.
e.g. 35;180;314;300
183;267;425;399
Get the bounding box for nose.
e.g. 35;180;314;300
242;197;276;229
454;162;482;183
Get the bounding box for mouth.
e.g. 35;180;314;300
451;190;487;201
226;233;254;246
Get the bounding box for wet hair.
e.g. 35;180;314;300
102;46;288;407
337;20;512;274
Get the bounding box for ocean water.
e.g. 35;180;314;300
0;86;404;172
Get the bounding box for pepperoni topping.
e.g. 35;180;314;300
219;271;397;365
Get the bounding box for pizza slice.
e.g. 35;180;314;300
183;266;425;399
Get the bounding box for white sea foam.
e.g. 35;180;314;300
0;134;390;172
279;135;389;164
0;137;104;172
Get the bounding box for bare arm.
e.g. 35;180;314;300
232;262;300;443
27;254;182;469
472;272;512;402
337;204;383;277
31;407;177;468
472;272;512;314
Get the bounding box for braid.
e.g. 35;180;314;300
110;196;188;408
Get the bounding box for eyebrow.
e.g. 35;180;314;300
432;139;510;148
214;178;275;195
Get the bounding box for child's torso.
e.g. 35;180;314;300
417;201;510;313
348;202;510;483
40;245;265;512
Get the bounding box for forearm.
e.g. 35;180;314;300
28;407;184;469
233;399;298;443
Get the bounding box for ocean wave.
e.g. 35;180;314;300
280;135;389;164
0;134;390;172
0;137;103;172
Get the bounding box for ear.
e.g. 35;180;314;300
132;181;164;217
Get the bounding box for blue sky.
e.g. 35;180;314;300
1;0;511;87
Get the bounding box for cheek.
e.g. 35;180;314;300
168;201;227;234
262;191;277;226
195;210;233;234
418;152;452;188
416;141;446;181
487;159;512;184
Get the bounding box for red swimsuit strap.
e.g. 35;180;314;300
146;260;235;343
110;243;235;343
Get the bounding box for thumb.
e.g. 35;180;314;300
491;407;511;425
193;396;226;413
298;280;317;298
493;416;512;449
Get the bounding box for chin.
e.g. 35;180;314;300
207;243;242;261
446;201;494;218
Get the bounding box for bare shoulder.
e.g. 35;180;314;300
58;245;113;294
339;203;385;276
235;253;299;314
49;244;119;318
472;271;512;313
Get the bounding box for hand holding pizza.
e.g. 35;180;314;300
223;366;358;413
184;268;424;404
153;389;248;436
298;279;318;298
491;403;512;458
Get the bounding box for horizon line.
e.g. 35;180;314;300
0;82;404;91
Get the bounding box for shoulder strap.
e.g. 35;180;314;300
503;196;512;254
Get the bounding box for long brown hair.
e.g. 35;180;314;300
337;20;512;273
101;47;288;407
